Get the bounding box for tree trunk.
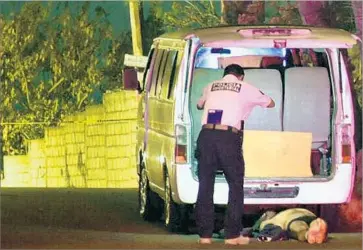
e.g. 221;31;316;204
297;1;328;27
0;124;4;180
352;1;362;39
220;0;226;24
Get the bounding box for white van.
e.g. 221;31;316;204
124;25;359;232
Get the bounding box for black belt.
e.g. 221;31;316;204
202;124;242;134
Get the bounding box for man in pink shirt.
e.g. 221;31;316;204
195;64;275;245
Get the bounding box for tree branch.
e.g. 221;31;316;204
48;77;65;94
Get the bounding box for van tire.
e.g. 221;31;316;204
138;166;162;221
164;172;190;233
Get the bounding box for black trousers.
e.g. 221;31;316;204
195;128;245;239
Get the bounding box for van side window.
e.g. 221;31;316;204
167;51;179;99
156;50;170;97
150;49;165;96
143;48;155;91
159;50;178;99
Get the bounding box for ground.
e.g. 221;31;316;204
1;188;362;249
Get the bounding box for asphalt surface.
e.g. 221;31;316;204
1;188;362;249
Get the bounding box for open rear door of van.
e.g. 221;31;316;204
201;27;358;49
198;26;359;205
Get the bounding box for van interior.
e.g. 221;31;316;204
190;47;334;180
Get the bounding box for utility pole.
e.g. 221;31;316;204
129;0;143;56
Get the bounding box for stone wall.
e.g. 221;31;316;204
2;90;139;188
1;155;30;187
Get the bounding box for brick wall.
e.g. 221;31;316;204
1;156;30;187
2;90;139;188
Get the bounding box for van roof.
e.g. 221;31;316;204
157;25;357;46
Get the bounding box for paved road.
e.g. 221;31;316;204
1;188;362;249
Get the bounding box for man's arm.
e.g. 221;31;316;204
249;86;275;108
197;87;208;110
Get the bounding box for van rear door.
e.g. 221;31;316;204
200;27;357;49
192;27;359;204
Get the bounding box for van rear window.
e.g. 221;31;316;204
195;47;328;69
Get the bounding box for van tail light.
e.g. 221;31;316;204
238;28;311;37
341;124;352;163
175;125;188;164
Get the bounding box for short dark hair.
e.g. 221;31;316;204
223;64;245;77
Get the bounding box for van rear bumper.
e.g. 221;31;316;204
171;163;354;205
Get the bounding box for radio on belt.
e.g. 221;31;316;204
207;109;223;124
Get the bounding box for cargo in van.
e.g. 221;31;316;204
190;47;332;179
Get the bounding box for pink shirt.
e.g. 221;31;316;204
197;74;272;130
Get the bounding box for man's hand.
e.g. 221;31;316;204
267;98;275;108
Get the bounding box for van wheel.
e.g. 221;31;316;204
164;172;190;233
138;166;162;221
